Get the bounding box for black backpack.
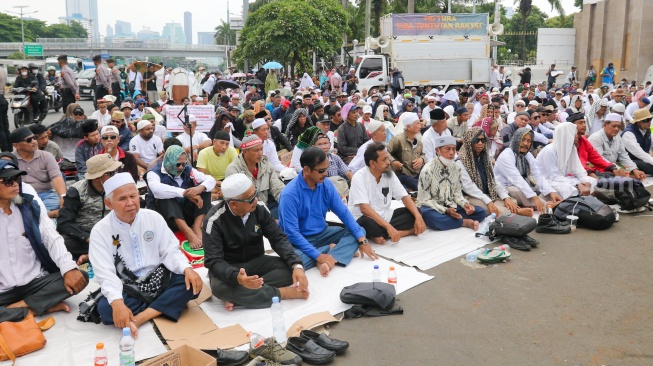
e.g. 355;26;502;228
600;177;652;211
553;196;616;230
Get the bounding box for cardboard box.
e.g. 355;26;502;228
140;345;216;366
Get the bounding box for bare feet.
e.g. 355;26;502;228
224;301;234;312
186;232;202;250
76;254;89;265
517;208;534;217
279;286;310;300
463;219;480;231
45;302;70;314
318;263;330;277
372;237;385;245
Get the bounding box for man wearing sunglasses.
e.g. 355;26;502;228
74;120;102;181
279;147;378;278
203;174;309;311
10;127;67;218
0;160;88;322
58;154;122;265
98;126;138;182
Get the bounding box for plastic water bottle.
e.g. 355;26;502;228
87;262;94;279
476;213;497;236
465;249;483;262
546;203;553;215
372;265;382;282
93;343;107;366
119;327;136;366
388;266;397;286
248;332;266;349
270;296;287;344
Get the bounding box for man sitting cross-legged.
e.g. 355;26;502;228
90;173;203;337
279;147;379;277
348;142;426;244
0;160;88;322
203;174;309;311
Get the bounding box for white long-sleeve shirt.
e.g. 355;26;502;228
493;148;555;199
146;165;216;199
89;210;191;304
528;125;551;145
90;110;112;127
456;160;509;205
263;139;285;173
422;127;452;163
622;130;653;165
535;144;597;199
0;201;77;293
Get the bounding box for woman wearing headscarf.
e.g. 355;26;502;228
265;69;279;94
586;97;609;136
536;122;597;199
299;73;315;90
473;105;504;161
290;126;326;173
493;127;563;213
208;111;241;148
146;144;216;249
584;93;599;115
457;127;531;217
439;89;459;111
329;69;342;93
285;108;312;147
565;94;585;116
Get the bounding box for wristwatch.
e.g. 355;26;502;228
292;264;304;270
358;238;369;246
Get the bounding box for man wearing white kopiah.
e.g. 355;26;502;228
348;120;387;174
130;120;164;169
89;173;203;337
536;123;597;199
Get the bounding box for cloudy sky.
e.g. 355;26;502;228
3;0;579;43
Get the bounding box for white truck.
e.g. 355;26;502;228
354;13;499;92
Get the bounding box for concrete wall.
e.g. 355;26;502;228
574;0;653;87
537;28;576;67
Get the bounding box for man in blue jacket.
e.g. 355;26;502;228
278;147;378;277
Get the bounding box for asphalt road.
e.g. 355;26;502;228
4;96;96;133
332;200;653;366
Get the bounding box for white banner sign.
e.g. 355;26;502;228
166;105;215;132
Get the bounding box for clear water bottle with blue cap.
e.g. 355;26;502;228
271;296;287;343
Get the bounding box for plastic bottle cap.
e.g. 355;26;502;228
374;265;379;269
389;266;395;270
272;296;279;303
96;343;104;350
122;327;130;336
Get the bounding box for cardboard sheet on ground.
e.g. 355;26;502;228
0;281;167;366
643;177;653;187
198;257;433;342
326;200;495;270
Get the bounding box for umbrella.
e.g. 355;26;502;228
232;72;246;78
216;80;240;89
262;61;283;69
246;79;264;85
132;61;163;74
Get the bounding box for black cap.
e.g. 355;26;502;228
430;108;446;121
73;106;84;114
82;119;98;134
150;102;160;108
317;114;331;124
0;152;18;165
229;106;239;112
0;161;26;179
213;131;230;141
255;111;268;119
57;54;68;61
9;127;33;144
303;94;312;99
567;112;586;123
329;95;337;101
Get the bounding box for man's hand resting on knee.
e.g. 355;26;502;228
184;268;204;295
63;269;87;295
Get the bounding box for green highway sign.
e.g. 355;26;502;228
24;44;43;57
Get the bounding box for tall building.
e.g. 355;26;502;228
106;25;113;38
184;12;192;44
197;32;216;45
162;22;186;45
137;27;161;40
115;20;133;36
64;0;99;40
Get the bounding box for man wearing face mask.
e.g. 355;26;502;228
13;65;42;122
28;63;48;122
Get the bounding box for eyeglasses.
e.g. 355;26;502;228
474;138;487;144
73;112;84;116
230;189;258;204
22;136;35;143
176;162;186;168
383;110;389;112
102;135;118;140
407;104;414;108
540;112;550;116
312;168;328;174
111;120;122;124
428;101;435;104
264;118;272;121
0;175;20;187
532;116;540;119
102;170;117;178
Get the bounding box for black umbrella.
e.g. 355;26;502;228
246;78;264;85
216;80;240;89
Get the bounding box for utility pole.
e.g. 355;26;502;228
341;0;348;67
408;0;414;13
365;0;371;55
6;5;38;55
242;0;249;73
448;0;451;13
226;1;230;70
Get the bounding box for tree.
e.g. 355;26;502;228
0;13;87;41
574;0;582;9
233;0;347;76
513;0;564;61
501;6;548;62
545;14;574;28
214;20;237;45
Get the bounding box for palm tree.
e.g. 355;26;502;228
214;20;236;46
514;0;564;61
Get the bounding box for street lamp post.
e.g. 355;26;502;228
6;5;38;55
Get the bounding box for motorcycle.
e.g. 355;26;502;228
10;87;38;129
45;81;62;113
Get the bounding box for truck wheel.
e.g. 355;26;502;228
14;113;24;129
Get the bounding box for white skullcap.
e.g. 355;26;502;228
367;120;384;134
222;173;253;199
435;135;457;148
402;112;420;127
443;105;455;118
104;172;136;197
188;114;197;122
252;118;267;130
611;103;626;113
195;97;203;101
137;120;151;130
605;113;622;122
101;125;119;135
528;100;539;106
362;106;373;114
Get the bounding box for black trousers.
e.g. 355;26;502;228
154;191;212;231
111;82;122;105
0;94;10;151
95;86;109;103
0;271;89;321
210;255;293;309
356;207;416;239
61;88;75;112
634;159;653;175
62;233;87;261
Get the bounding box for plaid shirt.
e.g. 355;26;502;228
327;153;350;179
